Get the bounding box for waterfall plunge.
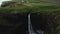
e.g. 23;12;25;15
28;14;44;34
0;0;12;7
28;14;36;34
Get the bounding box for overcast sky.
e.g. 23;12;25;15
0;0;12;7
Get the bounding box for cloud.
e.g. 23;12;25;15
0;0;12;7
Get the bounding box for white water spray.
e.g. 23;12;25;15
0;0;12;7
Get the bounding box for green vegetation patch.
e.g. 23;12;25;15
0;0;60;13
0;3;60;13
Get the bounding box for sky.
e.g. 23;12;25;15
0;0;12;7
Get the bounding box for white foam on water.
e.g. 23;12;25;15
0;0;12;7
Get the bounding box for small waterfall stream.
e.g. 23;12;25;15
28;13;44;34
28;13;36;34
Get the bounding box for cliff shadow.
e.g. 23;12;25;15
0;12;28;34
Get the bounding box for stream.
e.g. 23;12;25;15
28;13;44;34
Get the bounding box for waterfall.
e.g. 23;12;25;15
0;0;12;7
28;13;44;34
28;14;36;34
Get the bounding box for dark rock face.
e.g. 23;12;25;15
30;13;56;34
0;13;28;34
0;12;57;34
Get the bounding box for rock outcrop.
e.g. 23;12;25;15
0;12;58;34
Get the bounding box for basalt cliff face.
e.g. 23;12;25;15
30;13;57;34
0;12;28;34
0;12;59;34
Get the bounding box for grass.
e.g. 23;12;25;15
0;2;60;13
0;0;60;13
